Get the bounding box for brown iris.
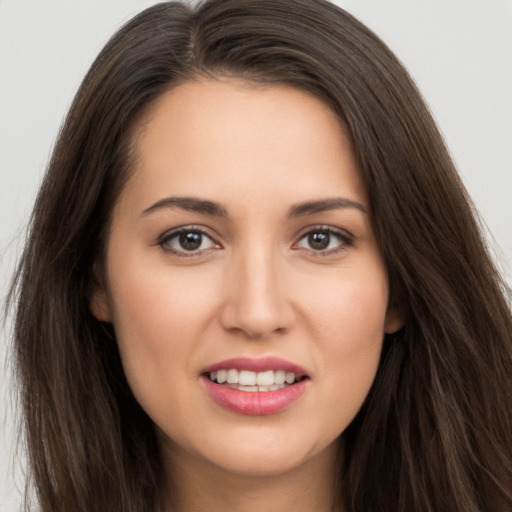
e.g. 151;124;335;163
179;231;203;250
308;231;330;250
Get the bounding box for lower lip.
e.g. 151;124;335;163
202;377;308;415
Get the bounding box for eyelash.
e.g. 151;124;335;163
156;225;220;258
156;225;353;258
293;225;354;257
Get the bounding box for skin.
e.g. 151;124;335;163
91;79;402;512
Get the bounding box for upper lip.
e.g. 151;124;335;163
202;357;309;378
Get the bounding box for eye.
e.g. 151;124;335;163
295;227;353;256
158;227;219;256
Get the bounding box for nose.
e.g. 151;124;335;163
219;246;294;340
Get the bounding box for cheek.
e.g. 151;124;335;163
106;253;221;403
300;265;388;422
302;261;389;346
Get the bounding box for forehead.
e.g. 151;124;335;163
120;79;367;215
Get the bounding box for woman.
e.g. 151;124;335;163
9;0;512;511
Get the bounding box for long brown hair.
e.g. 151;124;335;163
9;1;512;511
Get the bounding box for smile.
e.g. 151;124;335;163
202;357;309;415
208;369;301;392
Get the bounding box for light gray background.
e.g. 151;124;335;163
1;1;511;509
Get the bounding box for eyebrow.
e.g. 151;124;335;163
140;196;366;218
288;197;367;217
141;196;228;217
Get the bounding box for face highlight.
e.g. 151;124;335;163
91;80;401;481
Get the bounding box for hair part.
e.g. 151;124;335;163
9;1;512;511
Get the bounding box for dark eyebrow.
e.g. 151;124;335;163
141;196;228;217
288;197;367;217
141;196;366;219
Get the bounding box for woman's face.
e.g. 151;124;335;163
92;80;401;477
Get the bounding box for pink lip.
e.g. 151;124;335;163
202;377;308;416
201;357;310;416
202;357;308;377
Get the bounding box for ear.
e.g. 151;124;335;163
384;307;404;334
89;266;112;322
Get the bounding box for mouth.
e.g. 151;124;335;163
201;357;310;415
205;369;307;392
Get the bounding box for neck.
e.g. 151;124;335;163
160;439;342;512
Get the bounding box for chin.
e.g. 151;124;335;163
210;449;308;477
162;422;340;479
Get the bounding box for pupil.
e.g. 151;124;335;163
179;232;202;250
309;232;329;250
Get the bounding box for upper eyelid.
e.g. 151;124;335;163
157;225;217;243
294;224;353;240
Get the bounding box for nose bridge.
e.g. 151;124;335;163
220;237;291;338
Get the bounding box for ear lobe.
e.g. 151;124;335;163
384;308;404;334
89;268;112;322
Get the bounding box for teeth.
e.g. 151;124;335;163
239;370;256;386
274;370;286;385
224;383;288;392
242;385;258;391
208;369;299;387
256;370;274;386
226;369;238;384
